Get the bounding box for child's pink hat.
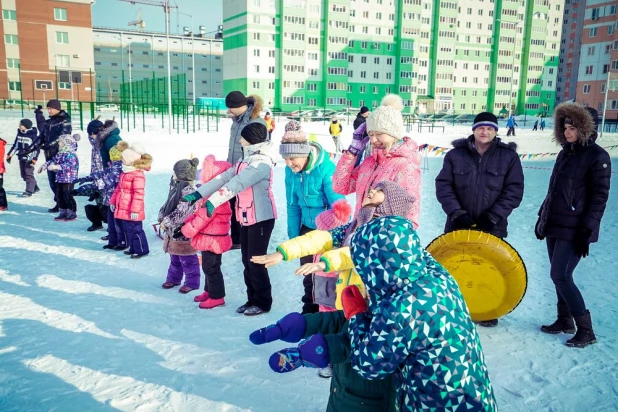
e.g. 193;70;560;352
316;200;353;230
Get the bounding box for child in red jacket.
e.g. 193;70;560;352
109;143;152;259
181;155;233;309
0;137;7;210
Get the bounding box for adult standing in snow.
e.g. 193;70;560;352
39;99;72;213
224;91;265;249
34;105;45;134
506;113;518;136
540;118;546;131
95;120;122;168
333;94;421;228
532;119;539;131
280;120;344;314
353;106;370;132
435;111;524;327
536;102;611;348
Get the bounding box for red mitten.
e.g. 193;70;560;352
341;285;367;320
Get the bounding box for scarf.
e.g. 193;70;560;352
343;205;377;246
161;177;190;218
122;164;135;173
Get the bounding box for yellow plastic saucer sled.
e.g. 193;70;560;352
426;230;527;322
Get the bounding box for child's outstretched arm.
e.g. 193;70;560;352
251;229;334;268
204;160;270;210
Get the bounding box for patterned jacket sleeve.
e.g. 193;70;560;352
328;222;352;248
161;186;198;231
348;301;412;379
276;230;334;261
332;154;360;195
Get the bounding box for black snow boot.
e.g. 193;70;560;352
566;311;597;348
541;303;576;334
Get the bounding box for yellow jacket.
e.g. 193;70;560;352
329;122;342;137
277;229;365;309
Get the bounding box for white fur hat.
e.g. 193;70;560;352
365;94;405;140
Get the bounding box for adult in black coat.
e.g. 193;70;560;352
436;111;524;327
353;106;370;131
35;105;46;134
536;102;611;348
39;99;72;212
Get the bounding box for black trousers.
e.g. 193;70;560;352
85;204;108;227
506;127;516;136
47;170;57;203
56;183;76;211
202;251;225;298
300;224;320;314
229;197;241;244
0;174;7;208
240;219;275;311
546;237;586;317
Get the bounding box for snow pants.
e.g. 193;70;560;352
19;160;38;194
124;220;149;256
56;183;76;212
240;219;275;311
0;174;7;208
107;207;127;248
546;236;586;317
202;251;225;298
166;254;200;289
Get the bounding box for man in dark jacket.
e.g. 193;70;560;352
435;111;524;327
35;105;46;133
536;102;611;348
6;119;40;197
95;120;122;167
224;91;266;248
353;106;370;131
249;311;397;412
40;99;72;212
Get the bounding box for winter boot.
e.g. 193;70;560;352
179;285;197;294
478;319;499;328
566;311;597;348
63;210;77;222
54;209;68;221
194;291;210;302
199;297;225;309
541;303;576;334
48;205;60;213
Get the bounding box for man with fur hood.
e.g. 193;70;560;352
536;102;611;348
435;111;524;327
224;91;266;249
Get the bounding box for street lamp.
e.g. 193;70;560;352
178;11;196;106
116;35;133;105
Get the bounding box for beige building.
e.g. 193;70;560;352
0;0;96;104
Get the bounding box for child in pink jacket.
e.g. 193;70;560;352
334;94;421;229
109;143;152;259
181;155;233;309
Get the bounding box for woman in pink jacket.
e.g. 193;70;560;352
181;155;234;309
333;94;421;229
109;143;152;259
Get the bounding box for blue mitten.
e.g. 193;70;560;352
268;334;330;373
249;312;306;345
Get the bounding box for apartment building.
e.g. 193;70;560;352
223;0;563;115
0;0;96;103
556;0;587;103
575;0;618;119
92;27;224;103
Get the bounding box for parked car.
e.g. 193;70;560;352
287;110;313;120
97;104;119;112
439;114;458;123
453;114;477;124
4;100;35;109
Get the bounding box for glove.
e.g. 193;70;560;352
182;191;202;205
452;212;475;230
110;204;116;212
37;164;46;174
347;123;369;156
477;212;498;233
47;164;61;171
534;219;545;241
202;200;215;217
74;177;89;185
88;192;100;202
249;312;306;345
172;226;184;239
341;285;367;320
5;155;11;164
130;212;139;221
574;228;592;259
268;334;330;373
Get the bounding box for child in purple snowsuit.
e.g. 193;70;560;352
38;133;80;221
159;158;201;293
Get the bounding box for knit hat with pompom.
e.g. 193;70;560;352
315;200;353;231
280;121;311;159
200;155;232;184
366;94;405;140
173;157;199;182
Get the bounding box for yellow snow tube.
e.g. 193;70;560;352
426;230;527;322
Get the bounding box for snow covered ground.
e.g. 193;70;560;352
1;114;617;411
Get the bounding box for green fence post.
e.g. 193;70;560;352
161;104;164;129
90;101;95;120
79;102;84;131
207;105;210;133
142;103;145;133
193;105;196;133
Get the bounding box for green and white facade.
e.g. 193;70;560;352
223;0;563;115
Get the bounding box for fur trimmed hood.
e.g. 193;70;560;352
553;102;596;145
452;136;518;152
247;94;263;120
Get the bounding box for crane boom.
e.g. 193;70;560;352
118;0;177;9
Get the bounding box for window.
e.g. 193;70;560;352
54;8;67;21
590;27;597;37
253;65;260;73
585;65;593;74
252;81;260;88
6;58;19;69
56;32;69;44
269;50;275;58
582;84;591;94
269;66;275;73
8;81;20;91
56;55;70;67
610;25;615;35
2;9;16;20
253;49;260;57
253;33;260;40
4;34;17;45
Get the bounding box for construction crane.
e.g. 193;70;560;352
128;9;146;30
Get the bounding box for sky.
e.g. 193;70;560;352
92;0;223;36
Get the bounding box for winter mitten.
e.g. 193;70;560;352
182;191;202;205
47;164;61;171
574;228;592;258
202;200;215;217
37;164;46;174
268;334;330;373
249;312;306;345
130;212;139;221
341;285;368;320
88;192;100;202
477;212;498;233
452;212;475;230
110;204;116;212
347;123;369;156
5;155;11;164
534;219;545;240
172;225;184;239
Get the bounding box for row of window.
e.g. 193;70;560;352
94;62;221;72
2;7;67;21
4;32;68;46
